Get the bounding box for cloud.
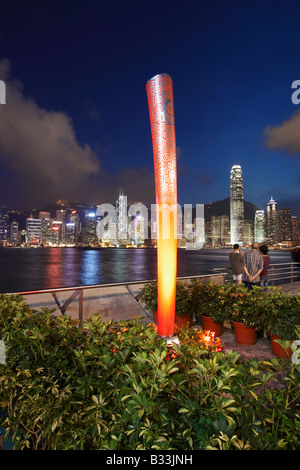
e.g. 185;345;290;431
0;59;155;208
95;167;155;205
0;58;101;207
263;111;300;154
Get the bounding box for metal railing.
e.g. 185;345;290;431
8;272;228;327
212;262;300;286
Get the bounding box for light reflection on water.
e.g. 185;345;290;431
0;246;294;293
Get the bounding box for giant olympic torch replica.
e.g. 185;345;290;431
146;73;178;339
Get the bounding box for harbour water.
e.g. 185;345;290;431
0;246;294;294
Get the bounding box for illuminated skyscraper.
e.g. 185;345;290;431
10;220;19;244
291;216;300;243
83;212;97;245
56;210;67;243
116;191;128;243
254;210;265;243
244;219;253;245
0;206;9;242
276;208;292;245
266;196;277;244
230;165;244;244
51;220;63;245
67;211;79;245
211;215;230;246
26;218;42;246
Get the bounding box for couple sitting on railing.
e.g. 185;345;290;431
229;242;270;290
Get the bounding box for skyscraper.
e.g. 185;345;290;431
0;206;9;242
254;210;265;243
266;196;277;244
230;165;244;244
10;220;19;245
211;215;230;246
291;216;300;243
26;218;42;246
276;208;292;245
116;191;128;243
83;212;97;245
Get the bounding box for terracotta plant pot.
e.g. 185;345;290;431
232;321;257;345
271;335;292;359
152;309;158;323
201;315;223;337
175;313;192;329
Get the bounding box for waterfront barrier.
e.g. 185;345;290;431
212;261;300;286
7;262;300;326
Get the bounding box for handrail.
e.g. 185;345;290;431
212;262;300;286
8;272;228;297
6;272;228;327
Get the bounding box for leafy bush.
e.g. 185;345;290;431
140;281;157;311
187;280;300;339
264;288;300;340
0;294;299;450
141;280;193;317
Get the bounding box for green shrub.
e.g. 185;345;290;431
140;280;193;317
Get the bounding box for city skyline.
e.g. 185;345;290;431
1;175;299;248
0;2;300;219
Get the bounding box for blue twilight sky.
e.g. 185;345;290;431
0;0;300;217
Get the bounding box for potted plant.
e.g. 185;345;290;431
140;280;193;327
265;290;300;358
189;280;229;336
227;285;265;345
174;280;193;328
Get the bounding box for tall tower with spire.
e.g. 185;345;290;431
116;190;128;243
230;165;244;244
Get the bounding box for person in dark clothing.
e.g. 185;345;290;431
229;244;244;284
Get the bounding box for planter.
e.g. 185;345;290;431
175;313;192;329
271;335;292;359
153;311;192;328
201;315;223;337
232;321;257;345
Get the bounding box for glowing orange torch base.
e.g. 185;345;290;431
156;205;177;338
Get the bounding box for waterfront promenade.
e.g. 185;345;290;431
17;278;300;362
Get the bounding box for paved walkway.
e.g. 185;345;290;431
203;325;275;361
21;283;149;324
274;280;300;295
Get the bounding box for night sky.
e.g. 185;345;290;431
0;0;300;218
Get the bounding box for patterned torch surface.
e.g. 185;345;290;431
146;73;177;338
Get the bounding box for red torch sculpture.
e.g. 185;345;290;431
146;73;178;339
